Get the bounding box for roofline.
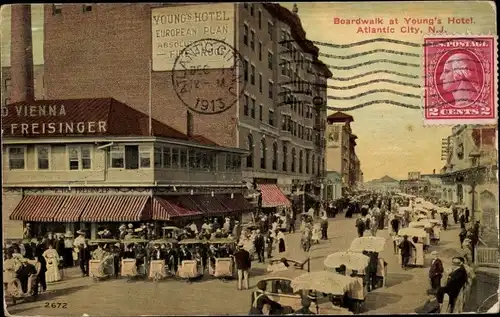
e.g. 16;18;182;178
2;136;250;154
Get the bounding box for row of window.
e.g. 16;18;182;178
243;3;273;39
280;115;314;141
8;146;92;171
280;87;315;119
246;135;322;175
243;95;275;126
242;62;274;98
7;145;242;172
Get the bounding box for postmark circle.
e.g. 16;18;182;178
172;38;246;115
434;48;485;108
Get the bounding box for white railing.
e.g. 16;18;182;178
475;247;499;267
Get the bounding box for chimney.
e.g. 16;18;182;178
186;111;193;137
10;4;35;103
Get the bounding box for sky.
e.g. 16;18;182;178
1;3;496;181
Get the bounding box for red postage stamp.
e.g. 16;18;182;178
424;36;497;124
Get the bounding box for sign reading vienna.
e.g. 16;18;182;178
151;3;235;71
1;104;108;136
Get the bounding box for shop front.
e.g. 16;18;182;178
7;187;255;239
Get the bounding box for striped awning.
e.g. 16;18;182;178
9;195;67;222
188;195;231;215
257;184;292;208
152;196;203;221
79;196;150;222
53;196;90;222
217;194;255;212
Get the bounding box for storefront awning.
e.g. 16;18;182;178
257;184;292;208
188;194;231;216
217;194;255;212
152;196;203;221
53;196;90;222
10;195;67;222
80;196;149;222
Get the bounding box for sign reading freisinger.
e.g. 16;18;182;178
151;3;235;71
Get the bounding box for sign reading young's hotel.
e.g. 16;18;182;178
151;3;235;71
1;104;108;136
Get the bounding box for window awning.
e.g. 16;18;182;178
53;196;90;222
257;184;292;208
188;195;231;216
9;195;67;222
152;196;203;221
79;196;149;222
217;194;255;212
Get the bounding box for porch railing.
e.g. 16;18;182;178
474;247;500;267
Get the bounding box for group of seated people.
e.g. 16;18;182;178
3;252;39;297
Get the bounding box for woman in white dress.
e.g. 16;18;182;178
43;244;61;283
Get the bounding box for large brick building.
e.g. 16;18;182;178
37;3;332;195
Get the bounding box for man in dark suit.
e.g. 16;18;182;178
16;258;37;294
398;235;412;270
254;230;266;263
428;251;444;290
234;243;251;290
437;257;468;312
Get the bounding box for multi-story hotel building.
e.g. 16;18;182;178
2;98;253;239
325;111;362;194
34;3;331;203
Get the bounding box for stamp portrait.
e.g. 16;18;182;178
424;36;497;124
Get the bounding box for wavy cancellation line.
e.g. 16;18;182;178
325;100;420;111
279;37;490;49
314;59;420;70
318;49;420;59
281;78;421;89
326;89;420;100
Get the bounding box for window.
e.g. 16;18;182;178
250;30;255;50
299;150;303;173
258;11;262;29
306;152;310;174
244;24;249;46
268;109;275;126
140;151;151;168
268;21;273;39
260;138;267;169
250;65;255;85
52;4;62;15
251;98;256;119
291;148;296;172
281;59;287;75
124;145;140;169
259;74;263;93
110;145;124;168
250;4;254;16
246;134;254;168
68;146;92;170
268;81;273;99
268;52;273;70
83;4;92;12
172;148;180;168
154;146;163;168
259;104;263;121
258;42;262;61
282;144;288;171
162;147;171;168
243;60;249;81
180;149;188;168
312;155;316;175
4;78;11;89
244;95;249;116
272;142;278;170
8;147;25;169
244;3;248;9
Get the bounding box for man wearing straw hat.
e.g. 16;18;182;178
437;256;467;312
234;242;251;290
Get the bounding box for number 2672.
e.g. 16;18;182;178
45;302;67;308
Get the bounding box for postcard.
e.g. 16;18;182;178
2;2;498;316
